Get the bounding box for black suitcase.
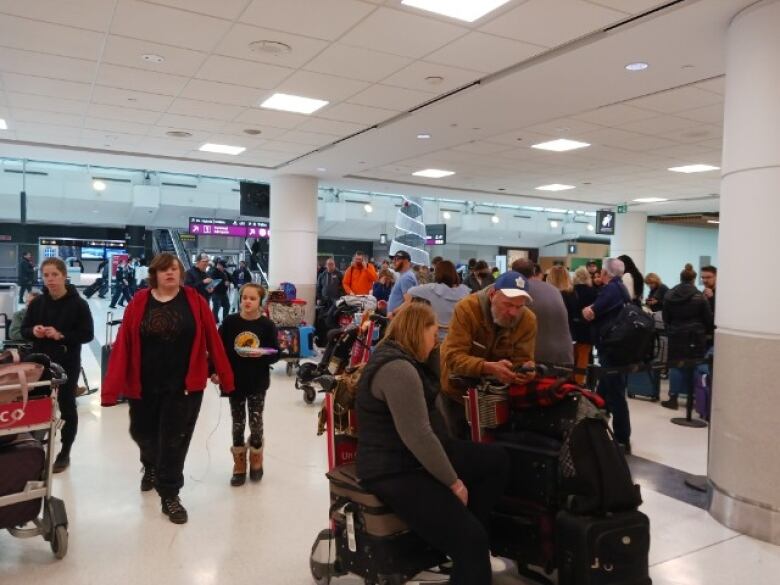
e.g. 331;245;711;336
101;313;122;392
493;431;561;508
626;370;660;400
491;497;557;577
556;509;651;585
83;278;102;299
0;434;45;529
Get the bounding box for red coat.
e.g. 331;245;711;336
101;286;235;406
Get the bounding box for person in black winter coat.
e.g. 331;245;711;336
571;266;598;384
209;260;231;324
184;253;214;301
22;258;94;473
644;273;669;312
109;260;132;308
17;251;36;303
660;264;714;409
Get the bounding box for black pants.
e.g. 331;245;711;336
128;389;203;497
110;284;131;307
212;293;229;323
57;363;80;451
362;440;509;585
596;351;631;444
18;283;32;303
229;393;266;448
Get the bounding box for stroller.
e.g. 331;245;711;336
0;357;70;559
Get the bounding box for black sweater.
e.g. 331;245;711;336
21;285;94;370
218;313;279;396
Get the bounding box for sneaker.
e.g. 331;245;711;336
661;397;679;410
52;452;70;473
140;467;156;492
161;496;188;524
75;385;88;397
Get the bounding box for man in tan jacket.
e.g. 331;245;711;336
440;271;538;436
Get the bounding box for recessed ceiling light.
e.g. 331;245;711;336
625;62;649;71
587;224;595;232
536;184;575;192
633;197;668;203
417;133;431;139
199;143;246;155
248;40;292;55
413;168;455;178
142;54;165;63
668;164;720;173
402;0;512;22
316;167;327;172
260;93;328;115
532;138;590;152
92;179;107;192
0;119;7;130
491;215;500;224
243;128;262;136
425;75;444;85
166;130;193;138
364;203;373;213
550;220;559;228
707;220;720;224
442;211;451;220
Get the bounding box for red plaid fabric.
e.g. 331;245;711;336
508;377;605;409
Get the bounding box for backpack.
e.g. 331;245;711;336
599;302;655;366
279;282;297;301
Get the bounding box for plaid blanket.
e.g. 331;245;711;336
508;377;605;409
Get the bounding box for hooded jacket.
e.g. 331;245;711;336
21;284;94;371
101;286;234;405
342;262;377;296
662;283;713;359
407;282;472;341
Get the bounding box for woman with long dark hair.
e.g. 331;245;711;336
618;254;645;304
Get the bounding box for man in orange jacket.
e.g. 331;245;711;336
343;251;377;296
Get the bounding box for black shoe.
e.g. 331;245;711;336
52;451;70;473
108;305;116;309
161;496;188;524
619;441;632;455
661;397;679;410
140;467;156;492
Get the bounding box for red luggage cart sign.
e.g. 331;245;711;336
0;399;53;430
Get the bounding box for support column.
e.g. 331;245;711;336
708;0;780;544
609;212;647;273
269;175;318;324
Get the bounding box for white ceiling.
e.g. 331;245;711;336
0;0;755;214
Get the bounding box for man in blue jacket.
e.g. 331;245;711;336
582;257;633;453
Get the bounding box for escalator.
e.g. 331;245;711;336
152;229;192;271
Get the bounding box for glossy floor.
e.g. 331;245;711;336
1;298;778;585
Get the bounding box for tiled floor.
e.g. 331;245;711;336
2;297;779;584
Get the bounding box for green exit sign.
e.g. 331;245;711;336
617;204;628;213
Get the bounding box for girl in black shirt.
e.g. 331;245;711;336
216;283;279;485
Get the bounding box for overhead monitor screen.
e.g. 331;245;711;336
424;223;447;245
239;181;270;218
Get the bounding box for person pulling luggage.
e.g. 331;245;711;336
109;259;132;309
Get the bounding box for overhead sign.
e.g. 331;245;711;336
617;203;628;214
567;243;578;255
188;217;269;239
596;210;616;236
424;223;447;245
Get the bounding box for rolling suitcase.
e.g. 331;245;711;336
493;430;561;508
491;497;557;577
0;434;45;529
626;370;660;400
299;325;316;359
556;509;651;585
101;312;122;393
694;363;711;421
83;278;102;299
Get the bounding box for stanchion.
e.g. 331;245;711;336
670;387;707;428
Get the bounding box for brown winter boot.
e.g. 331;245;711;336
249;445;264;482
230;445;248;487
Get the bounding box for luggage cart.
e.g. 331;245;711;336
0;366;70;558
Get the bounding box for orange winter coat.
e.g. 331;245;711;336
343;263;378;296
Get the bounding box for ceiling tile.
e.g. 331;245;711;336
303;44;411;83
101;34;207;76
0;0;115;31
276;130;335;147
203;133;264;149
581;127;678;151
215;23;329;69
296;117;366;136
318;102;397;124
694;77;725;95
260;140;314;155
11;108;83;127
143;0;251;20
677;103;724;125
80;128;144;148
88;103;163;124
195;55;293;90
110;0;233;52
450;141;515;155
585;0;663;14
83;117;151;136
238;149;292;166
12;122;81;142
658;124;721;144
625;86;723;114
426;32;543;74
136;136;202;155
480;0;625;47
572;103;657;126
0;48;96;82
145;126;213;142
618;115;701;136
155;113;227;133
0;14;105;60
381;61;480;93
220;122;288;140
347;84;433;111
166;98;245;121
241;0;375;41
179;79;268;107
522;117;604;137
4;93;87;118
234;108;308;129
91;85;175;112
339;7;467;59
2;73;92;101
95;64;189;96
274;70;369;103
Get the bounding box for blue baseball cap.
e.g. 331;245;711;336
493;271;533;301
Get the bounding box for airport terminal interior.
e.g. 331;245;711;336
1;1;779;584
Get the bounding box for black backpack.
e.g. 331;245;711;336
599;302;655;366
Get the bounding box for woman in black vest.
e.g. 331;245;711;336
356;303;509;585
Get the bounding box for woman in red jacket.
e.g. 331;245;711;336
102;253;235;524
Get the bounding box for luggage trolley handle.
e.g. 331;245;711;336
105;312;122;345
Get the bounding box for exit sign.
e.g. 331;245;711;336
617;204;628;213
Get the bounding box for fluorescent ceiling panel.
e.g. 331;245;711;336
535;184;575;191
401;0;511;22
668;164;720;173
259;93;329;115
633;197;668;203
531;138;590;152
413;168;455;178
199;143;246;155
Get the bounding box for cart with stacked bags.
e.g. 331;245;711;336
265;286;316;379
